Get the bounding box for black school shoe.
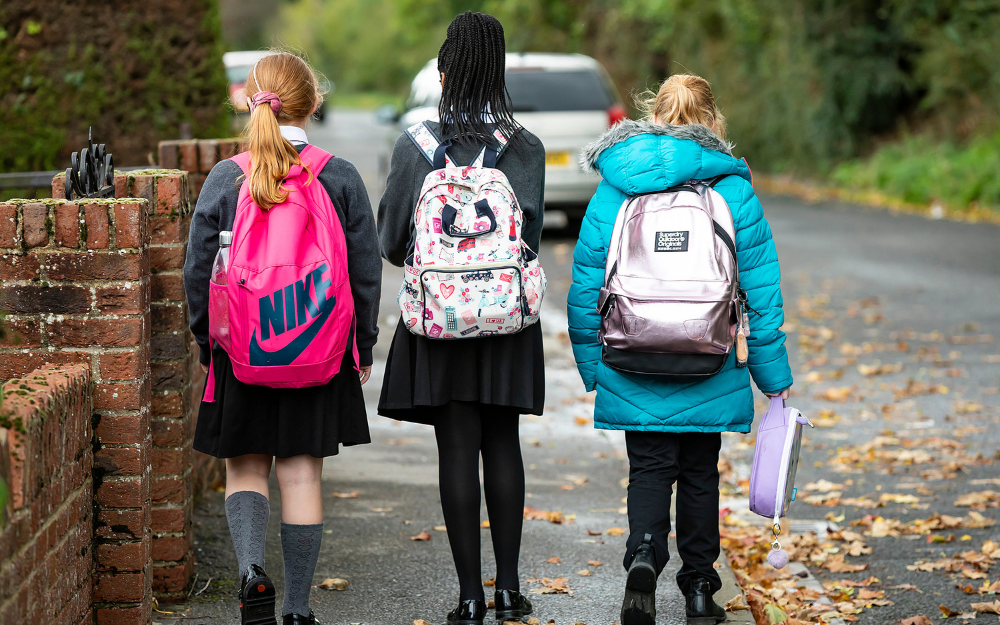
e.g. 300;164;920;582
620;533;657;625
447;599;487;624
494;589;533;621
685;577;727;624
283;613;321;625
239;564;277;625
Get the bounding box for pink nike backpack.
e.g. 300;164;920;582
748;395;813;568
203;145;357;401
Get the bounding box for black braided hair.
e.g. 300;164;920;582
437;11;520;149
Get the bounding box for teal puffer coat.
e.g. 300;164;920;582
567;120;793;433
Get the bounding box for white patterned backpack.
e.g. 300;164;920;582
398;122;546;339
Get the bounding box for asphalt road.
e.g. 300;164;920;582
169;111;1000;625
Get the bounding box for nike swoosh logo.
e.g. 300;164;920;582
249;295;336;367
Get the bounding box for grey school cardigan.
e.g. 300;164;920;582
183;146;381;368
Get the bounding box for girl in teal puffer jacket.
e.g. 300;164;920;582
568;75;793;625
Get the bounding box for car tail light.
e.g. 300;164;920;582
607;104;627;127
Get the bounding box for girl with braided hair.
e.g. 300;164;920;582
377;11;546;625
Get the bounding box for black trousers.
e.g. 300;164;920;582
623;431;723;596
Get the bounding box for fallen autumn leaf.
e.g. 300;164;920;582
317;578;349;591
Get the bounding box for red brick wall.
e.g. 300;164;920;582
112;171;211;600
0;160;233;618
0;365;94;625
0;195;155;623
52;169;225;601
158;139;243;204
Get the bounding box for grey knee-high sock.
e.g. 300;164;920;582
225;491;270;577
280;522;324;617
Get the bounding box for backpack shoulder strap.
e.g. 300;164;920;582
700;175;738;264
229;151;251;174
469;127;513;168
298;144;334;173
704;174;729;188
406;121;455;168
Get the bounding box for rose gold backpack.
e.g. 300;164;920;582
597;176;750;377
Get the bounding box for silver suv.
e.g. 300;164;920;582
382;53;625;219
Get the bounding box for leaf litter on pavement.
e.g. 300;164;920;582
719;290;1000;625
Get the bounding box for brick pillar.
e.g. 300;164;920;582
112;170;215;600
0;197;154;624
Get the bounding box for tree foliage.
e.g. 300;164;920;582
279;0;1000;173
0;0;229;171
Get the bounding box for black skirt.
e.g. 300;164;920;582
194;347;370;459
377;318;545;424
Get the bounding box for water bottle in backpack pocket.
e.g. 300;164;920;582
208;230;233;348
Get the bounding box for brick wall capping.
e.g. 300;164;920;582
0;198;65;206
0;197;144;206
121;169;187;177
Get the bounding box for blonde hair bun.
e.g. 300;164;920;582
638;74;727;140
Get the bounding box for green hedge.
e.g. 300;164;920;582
832;132;1000;212
1;1;229;171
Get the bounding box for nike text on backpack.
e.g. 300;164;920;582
398;122;546;339
204;145;359;401
748;395;813;568
597;176;750;377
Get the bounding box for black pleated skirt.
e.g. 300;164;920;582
194;347;370;459
377;318;545;424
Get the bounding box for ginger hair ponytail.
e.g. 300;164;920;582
639;74;727;140
243;52;324;210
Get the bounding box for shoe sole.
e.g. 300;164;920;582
621;588;656;625
241;575;277;625
625;558;657;594
621;556;657;625
495;609;530;621
687;615;727;625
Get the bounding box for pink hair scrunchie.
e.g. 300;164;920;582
250;91;282;115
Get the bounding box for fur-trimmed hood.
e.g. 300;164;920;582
578;119;748;196
580;119;734;173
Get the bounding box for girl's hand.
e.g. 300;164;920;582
359;366;372;385
764;388;790;400
200;363;209;374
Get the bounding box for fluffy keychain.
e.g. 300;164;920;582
767;522;789;569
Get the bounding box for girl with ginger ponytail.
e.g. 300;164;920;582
569;73;792;625
183;51;382;625
244;53;318;211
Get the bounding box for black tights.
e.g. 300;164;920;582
434;401;524;601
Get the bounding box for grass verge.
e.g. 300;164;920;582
799;132;1000;225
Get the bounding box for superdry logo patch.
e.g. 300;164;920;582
655;231;689;252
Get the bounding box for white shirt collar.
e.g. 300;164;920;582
279;125;308;145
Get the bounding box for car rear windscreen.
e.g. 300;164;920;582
506;70;613;112
226;66;253;84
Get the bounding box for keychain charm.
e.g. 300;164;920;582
767;523;788;569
